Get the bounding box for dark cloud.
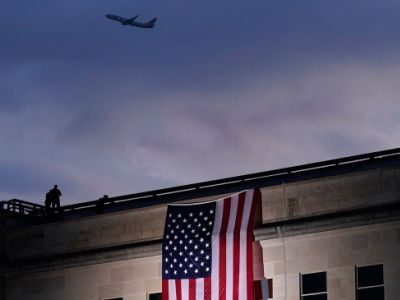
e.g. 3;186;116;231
1;0;400;204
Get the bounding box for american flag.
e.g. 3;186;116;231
162;189;261;300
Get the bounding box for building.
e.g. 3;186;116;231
1;148;400;300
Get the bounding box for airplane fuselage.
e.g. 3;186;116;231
106;14;156;29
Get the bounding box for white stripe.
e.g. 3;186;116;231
169;280;177;300
226;195;239;300
196;278;204;300
181;279;189;300
239;190;254;300
211;199;224;300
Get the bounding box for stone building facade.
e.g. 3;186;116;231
1;149;400;300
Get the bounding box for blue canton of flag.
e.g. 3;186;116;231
162;201;216;279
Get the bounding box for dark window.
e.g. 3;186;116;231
356;264;384;300
149;293;162;300
300;272;327;300
104;298;122;300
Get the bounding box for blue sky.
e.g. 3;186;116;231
1;0;400;204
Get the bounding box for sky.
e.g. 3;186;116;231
1;0;400;205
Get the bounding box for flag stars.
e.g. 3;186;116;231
163;203;215;279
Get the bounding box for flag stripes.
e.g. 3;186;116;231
162;189;259;300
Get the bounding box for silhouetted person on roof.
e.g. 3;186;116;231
50;185;62;211
96;194;108;214
45;191;52;215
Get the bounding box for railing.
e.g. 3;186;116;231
0;199;45;217
60;147;400;214
1;147;400;219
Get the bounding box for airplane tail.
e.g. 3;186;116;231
148;18;157;26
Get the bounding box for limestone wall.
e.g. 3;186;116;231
6;255;162;300
6;221;400;300
262;221;400;300
261;167;400;221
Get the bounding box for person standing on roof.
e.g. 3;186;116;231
50;184;62;210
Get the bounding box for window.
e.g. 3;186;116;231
300;271;327;300
149;293;162;300
356;264;384;300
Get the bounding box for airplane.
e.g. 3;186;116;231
106;14;157;29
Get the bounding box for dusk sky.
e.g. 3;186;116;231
1;0;400;205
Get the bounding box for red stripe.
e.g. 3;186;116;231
189;278;196;300
233;193;246;300
175;279;182;300
162;279;169;300
246;192;257;300
219;197;231;300
204;277;211;300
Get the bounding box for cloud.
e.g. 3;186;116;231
1;0;400;204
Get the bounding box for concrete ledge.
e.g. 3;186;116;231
255;201;400;240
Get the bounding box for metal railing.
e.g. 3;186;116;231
0;199;45;217
1;147;400;219
60;147;400;214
